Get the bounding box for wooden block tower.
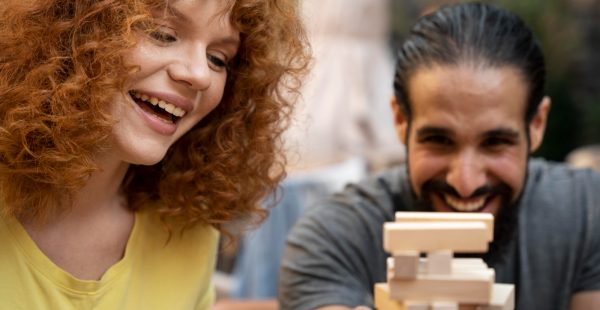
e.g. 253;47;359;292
374;212;515;310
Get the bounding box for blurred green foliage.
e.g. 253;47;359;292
496;0;581;160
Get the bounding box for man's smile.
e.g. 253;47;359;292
442;193;489;212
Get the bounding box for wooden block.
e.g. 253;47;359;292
478;283;515;310
405;301;430;310
373;282;505;310
387;268;495;304
384;222;489;253
412;258;487;275
374;283;432;310
388;251;420;279
395;212;494;241
427;250;453;274
431;301;458;310
451;258;488;271
374;283;406;310
446;284;513;310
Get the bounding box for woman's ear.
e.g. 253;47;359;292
390;96;408;145
529;96;551;152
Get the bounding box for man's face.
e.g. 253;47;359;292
392;64;549;215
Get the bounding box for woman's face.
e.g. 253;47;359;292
110;0;239;165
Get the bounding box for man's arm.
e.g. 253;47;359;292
570;291;600;310
278;190;392;310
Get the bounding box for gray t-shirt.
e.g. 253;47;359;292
278;159;600;310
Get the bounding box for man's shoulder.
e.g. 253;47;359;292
332;165;409;207
530;157;600;177
345;165;408;200
506;161;600;309
527;158;600;194
299;165;410;229
523;158;600;218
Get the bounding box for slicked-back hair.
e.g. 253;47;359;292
393;2;545;123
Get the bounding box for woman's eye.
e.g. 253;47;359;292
148;30;177;43
207;54;227;70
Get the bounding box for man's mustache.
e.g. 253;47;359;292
421;179;513;200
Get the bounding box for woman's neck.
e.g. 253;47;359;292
70;155;130;218
19;156;136;280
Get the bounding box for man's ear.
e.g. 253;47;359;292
529;96;551;152
390;96;409;145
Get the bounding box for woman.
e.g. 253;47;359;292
0;0;309;308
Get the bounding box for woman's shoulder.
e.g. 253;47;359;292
134;208;219;253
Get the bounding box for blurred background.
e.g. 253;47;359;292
213;0;600;308
392;0;600;160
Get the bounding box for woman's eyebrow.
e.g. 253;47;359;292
165;5;190;24
165;5;240;48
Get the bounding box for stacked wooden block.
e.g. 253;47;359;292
374;212;515;310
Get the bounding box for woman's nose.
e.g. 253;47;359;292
167;48;212;90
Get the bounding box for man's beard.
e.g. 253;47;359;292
410;179;521;266
401;125;531;265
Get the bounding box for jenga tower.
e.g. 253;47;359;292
374;212;515;310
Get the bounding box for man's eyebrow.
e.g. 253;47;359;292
484;128;520;139
416;126;452;137
415;126;520;139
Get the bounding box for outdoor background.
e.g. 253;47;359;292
390;0;600;161
213;1;600;303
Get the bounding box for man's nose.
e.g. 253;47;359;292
445;150;486;198
167;47;212;91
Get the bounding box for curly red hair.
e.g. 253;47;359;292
0;0;310;232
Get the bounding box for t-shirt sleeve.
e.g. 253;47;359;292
278;191;390;310
573;171;600;292
195;286;215;310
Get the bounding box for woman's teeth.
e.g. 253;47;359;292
444;194;486;212
131;91;186;118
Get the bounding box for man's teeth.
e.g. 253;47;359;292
444;194;486;211
132;92;186;118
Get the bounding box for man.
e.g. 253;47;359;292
278;3;600;310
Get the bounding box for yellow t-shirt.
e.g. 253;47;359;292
0;210;219;310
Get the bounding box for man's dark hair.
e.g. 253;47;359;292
393;2;545;123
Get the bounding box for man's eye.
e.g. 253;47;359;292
482;137;514;148
148;30;177;43
421;135;453;146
